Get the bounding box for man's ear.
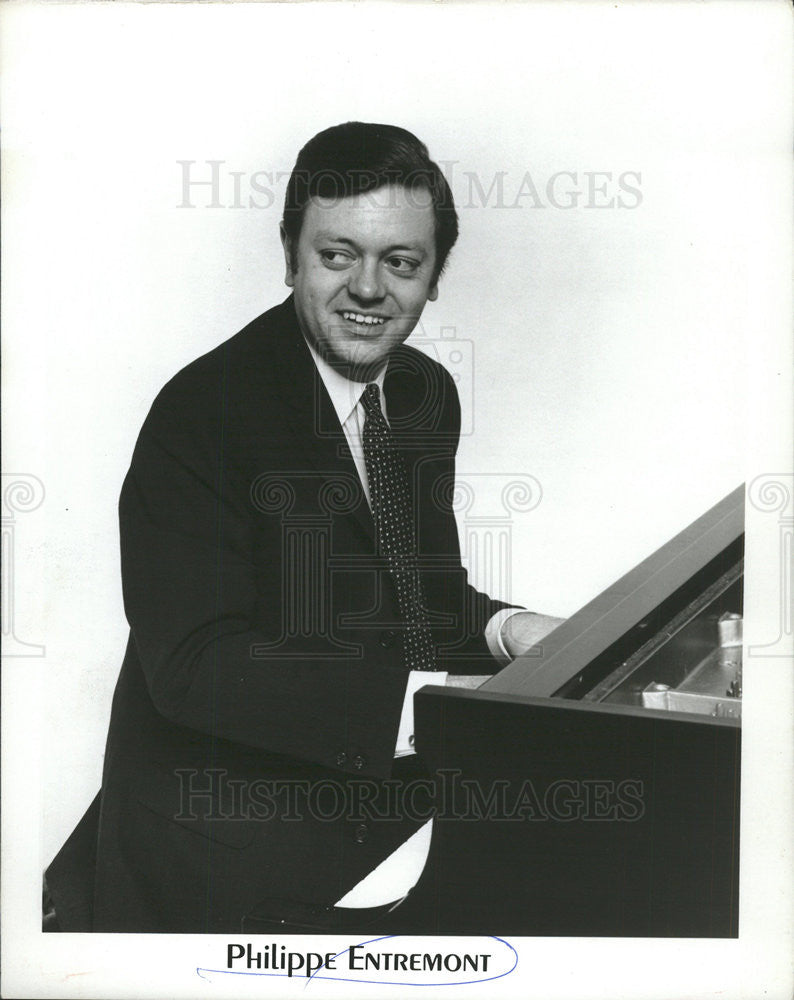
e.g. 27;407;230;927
279;222;295;288
428;282;438;302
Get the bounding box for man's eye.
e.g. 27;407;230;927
386;256;419;274
319;249;353;267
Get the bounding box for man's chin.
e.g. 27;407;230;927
340;355;389;382
326;342;393;382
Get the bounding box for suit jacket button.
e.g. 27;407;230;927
354;824;369;844
352;754;366;770
335;752;348;767
379;630;396;648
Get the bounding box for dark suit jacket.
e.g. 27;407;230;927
46;295;506;932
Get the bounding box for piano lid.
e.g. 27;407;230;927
480;484;745;703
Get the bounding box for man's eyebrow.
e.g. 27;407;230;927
384;244;426;256
312;234;426;255
313;234;356;246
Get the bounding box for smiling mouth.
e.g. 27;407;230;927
339;310;388;327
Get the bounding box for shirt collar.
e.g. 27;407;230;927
304;336;388;427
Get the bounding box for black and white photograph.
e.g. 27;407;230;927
2;1;792;998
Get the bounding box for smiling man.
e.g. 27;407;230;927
44;122;562;933
284;183;441;382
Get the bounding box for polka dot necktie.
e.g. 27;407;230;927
361;383;436;671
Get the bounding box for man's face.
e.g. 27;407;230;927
282;185;438;380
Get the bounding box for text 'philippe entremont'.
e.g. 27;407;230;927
226;941;493;979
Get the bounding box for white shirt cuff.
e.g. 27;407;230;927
484;607;526;666
395;669;448;756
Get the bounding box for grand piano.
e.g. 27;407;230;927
408;485;743;937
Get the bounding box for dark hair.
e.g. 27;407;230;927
282;122;458;284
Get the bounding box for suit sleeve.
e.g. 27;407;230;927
119;379;408;780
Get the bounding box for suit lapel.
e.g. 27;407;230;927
257;301;453;544
265;297;375;543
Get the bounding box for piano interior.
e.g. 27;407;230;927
583;560;743;720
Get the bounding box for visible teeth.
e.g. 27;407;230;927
342;311;385;326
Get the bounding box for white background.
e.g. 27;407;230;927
2;2;792;998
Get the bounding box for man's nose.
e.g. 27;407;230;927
348;258;385;301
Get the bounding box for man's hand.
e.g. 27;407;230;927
500;611;566;659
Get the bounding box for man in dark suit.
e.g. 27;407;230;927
45;122;561;933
